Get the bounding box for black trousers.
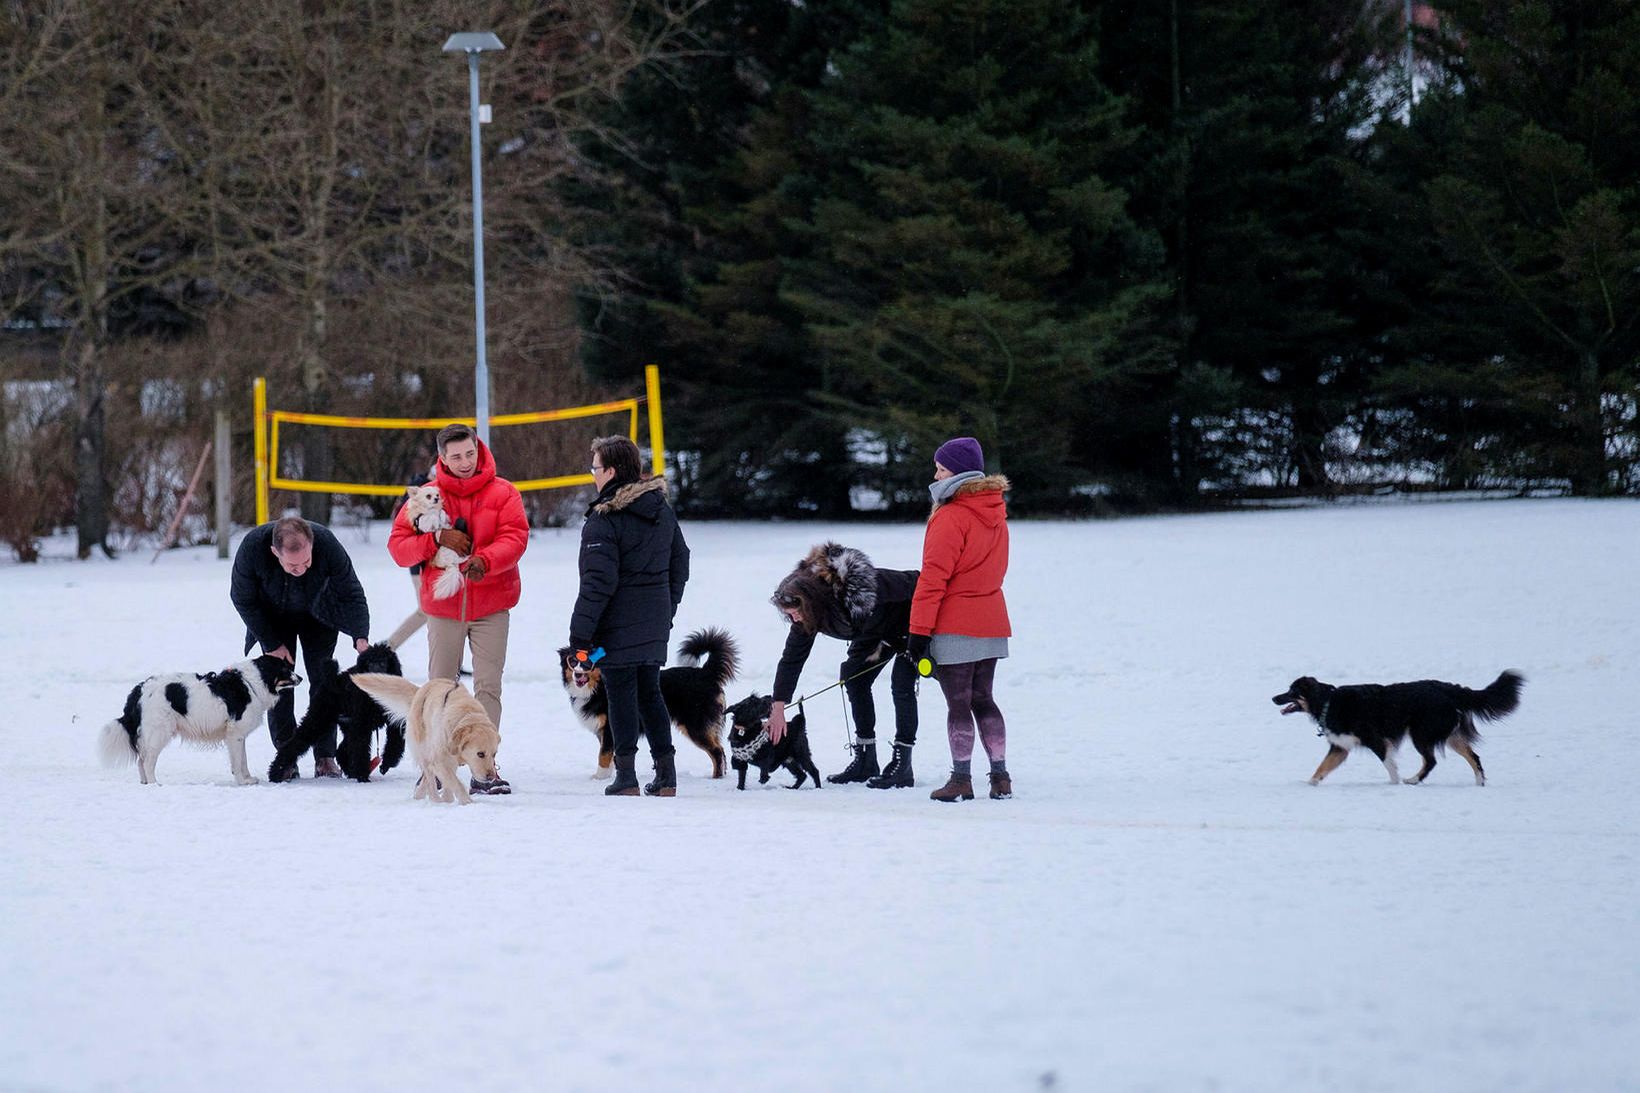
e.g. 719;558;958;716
602;663;675;762
264;614;340;759
840;645;919;746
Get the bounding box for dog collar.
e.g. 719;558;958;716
1315;698;1331;737
731;729;771;764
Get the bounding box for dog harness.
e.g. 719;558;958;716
731;728;771;764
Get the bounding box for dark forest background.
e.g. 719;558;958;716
3;1;1637;559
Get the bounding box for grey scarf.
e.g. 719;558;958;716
929;469;984;505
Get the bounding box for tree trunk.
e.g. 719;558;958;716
73;98;112;560
1569;350;1606;496
298;286;333;525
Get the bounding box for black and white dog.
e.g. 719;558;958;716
98;654;300;785
725;693;822;790
268;643;406;783
1273;670;1523;786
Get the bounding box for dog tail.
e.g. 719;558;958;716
431;563;464;600
98;719;136;766
98;682;143;766
350;673;419;724
1461;670;1524;722
677;627;740;688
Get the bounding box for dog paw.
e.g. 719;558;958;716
237;776;261;786
592;767;613;780
1401;777;1422;785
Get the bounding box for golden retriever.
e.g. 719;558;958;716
351;674;500;805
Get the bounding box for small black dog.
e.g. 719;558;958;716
268;643;406;783
725;693;822;790
1273;670;1523;786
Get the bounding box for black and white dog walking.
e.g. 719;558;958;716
98;654;300;785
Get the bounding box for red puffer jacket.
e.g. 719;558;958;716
910;475;1011;638
388;439;529;621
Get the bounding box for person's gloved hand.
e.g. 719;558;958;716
906;633;934;676
435;528;472;554
461;556;486;581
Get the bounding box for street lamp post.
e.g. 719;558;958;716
442;31;505;446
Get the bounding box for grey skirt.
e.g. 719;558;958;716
929;633;1009;666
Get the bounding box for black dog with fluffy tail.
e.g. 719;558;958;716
269;643;406;782
1273;670;1523;786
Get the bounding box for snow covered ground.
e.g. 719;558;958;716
2;498;1637;1092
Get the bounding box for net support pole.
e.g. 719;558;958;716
645;364;665;477
254;377;269;526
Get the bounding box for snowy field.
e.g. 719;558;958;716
3;498;1638;1093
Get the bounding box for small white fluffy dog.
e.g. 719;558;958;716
98;654;299;785
350;674;501;805
401;483;467;599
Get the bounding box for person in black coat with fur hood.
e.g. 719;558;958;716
569;435;690;796
230;515;371;778
767;543;921;788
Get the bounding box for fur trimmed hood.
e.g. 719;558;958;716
772;542;883;635
931;473;1011;519
800;542;879;627
592;475;668;517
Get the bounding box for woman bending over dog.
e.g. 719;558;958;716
907;437;1013;802
768;544;921;788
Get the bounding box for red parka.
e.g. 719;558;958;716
388;439;528;621
909;474;1011;638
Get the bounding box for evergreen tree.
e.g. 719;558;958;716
1098;0;1396;495
784;0;1169;508
1407;0;1640;494
568;2;874;516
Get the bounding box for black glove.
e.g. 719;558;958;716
906;633;934;676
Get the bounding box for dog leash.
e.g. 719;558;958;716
787;649;922;752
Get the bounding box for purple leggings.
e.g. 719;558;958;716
934;658;1006;764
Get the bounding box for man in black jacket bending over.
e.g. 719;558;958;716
231;515;371;779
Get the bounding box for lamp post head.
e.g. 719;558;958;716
442;32;504;54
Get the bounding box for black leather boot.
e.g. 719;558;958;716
644;752;677;797
866;742;914;789
826;739;879;784
605;754;640;796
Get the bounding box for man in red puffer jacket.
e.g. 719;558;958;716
388;422;529;793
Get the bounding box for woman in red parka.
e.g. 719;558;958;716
906;437;1012;802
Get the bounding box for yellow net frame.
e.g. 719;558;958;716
255;364;665;523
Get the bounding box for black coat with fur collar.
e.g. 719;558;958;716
772;544;918;703
569;476;690;666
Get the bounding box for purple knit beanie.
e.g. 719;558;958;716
934;436;984;476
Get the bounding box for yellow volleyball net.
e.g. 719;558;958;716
254;364;665;524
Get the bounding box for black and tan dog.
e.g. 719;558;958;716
268;643;406;783
558;628;738;779
725;693;823;790
1273;670;1523;786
